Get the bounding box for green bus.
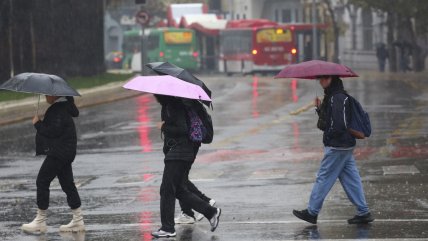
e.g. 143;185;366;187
124;28;200;72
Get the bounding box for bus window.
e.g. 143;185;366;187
256;29;292;43
220;30;252;55
147;35;160;50
164;31;193;45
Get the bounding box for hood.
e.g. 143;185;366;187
65;96;79;117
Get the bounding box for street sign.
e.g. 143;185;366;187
135;0;146;4
135;10;150;26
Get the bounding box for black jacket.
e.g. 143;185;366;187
35;99;79;162
161;101;199;162
322;92;356;148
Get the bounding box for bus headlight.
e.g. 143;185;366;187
291;48;297;55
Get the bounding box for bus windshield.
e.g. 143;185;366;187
220;30;252;55
164;31;193;45
256;28;292;44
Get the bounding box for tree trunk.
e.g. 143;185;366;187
411;18;426;72
345;4;357;51
386;12;397;72
324;0;340;63
0;0;12;81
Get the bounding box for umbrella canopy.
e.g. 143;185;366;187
274;60;358;79
123;75;211;102
0;72;80;96
146;62;212;100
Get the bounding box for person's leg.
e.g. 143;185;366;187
57;163;81;209
159;161;186;233
338;151;370;216
176;162;217;219
179;182;196;218
380;60;386;72
187;180;211;202
36;156;64;210
307;147;347;215
179;177;212;218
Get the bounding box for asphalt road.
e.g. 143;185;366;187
1;74;428;241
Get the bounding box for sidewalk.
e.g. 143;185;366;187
0;70;425;126
0;80;141;126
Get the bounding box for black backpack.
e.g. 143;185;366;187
197;106;214;144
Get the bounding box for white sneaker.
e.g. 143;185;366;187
174;212;196;224
59;208;85;232
21;209;48;233
196;199;216;221
152;229;176;238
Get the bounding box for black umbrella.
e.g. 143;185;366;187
146;62;212;106
0;72;80;114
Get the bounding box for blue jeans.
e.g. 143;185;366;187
308;147;369;216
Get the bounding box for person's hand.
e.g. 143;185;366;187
32;115;40;124
156;121;164;130
314;97;321;108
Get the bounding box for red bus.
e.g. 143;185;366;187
219;20;297;75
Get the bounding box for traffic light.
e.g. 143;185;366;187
135;0;146;4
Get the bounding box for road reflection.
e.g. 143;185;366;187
136;95;153;153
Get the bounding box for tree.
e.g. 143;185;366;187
322;0;340;63
349;0;428;72
0;0;105;81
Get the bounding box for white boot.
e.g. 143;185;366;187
22;209;48;233
59;208;85;232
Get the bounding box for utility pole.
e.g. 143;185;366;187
8;0;14;77
312;0;318;60
135;0;149;75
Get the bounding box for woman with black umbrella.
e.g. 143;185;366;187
22;95;85;233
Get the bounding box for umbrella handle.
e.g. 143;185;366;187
35;95;40;116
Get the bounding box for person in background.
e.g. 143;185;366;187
376;43;388;72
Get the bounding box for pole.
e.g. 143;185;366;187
8;0;14;77
140;26;147;75
35;94;40;116
312;0;318;60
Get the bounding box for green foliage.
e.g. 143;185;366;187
349;0;428;34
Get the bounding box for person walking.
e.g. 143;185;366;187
22;96;85;233
152;95;221;238
174;100;216;224
376;43;388;72
293;76;374;225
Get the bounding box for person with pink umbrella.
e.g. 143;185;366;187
275;61;374;225
123;75;221;238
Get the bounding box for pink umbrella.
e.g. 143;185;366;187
274;60;358;79
123;75;212;102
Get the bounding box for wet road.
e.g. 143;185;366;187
1;75;428;240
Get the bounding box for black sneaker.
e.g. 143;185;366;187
293;209;318;224
151;229;176;238
347;212;374;224
209;208;221;232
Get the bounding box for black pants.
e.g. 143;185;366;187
160;160;216;232
36;156;81;210
179;146;211;217
180;179;211;218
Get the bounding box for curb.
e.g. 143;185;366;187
0;81;142;126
